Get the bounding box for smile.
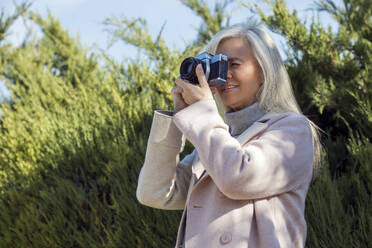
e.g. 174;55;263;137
222;85;239;92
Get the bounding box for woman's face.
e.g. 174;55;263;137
215;36;264;111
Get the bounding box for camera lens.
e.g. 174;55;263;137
180;57;199;84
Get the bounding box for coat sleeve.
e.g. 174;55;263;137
136;110;194;210
173;100;314;200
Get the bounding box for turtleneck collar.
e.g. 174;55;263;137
224;102;266;137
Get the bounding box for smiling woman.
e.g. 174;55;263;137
215;36;264;111
136;21;322;248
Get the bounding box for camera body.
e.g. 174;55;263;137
179;52;228;87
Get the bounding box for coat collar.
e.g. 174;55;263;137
236;121;268;145
234;112;279;145
192;113;276;185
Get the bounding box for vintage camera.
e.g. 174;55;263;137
179;52;228;87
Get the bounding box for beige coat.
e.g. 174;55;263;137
137;99;314;248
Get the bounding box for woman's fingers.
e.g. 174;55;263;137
171;85;183;95
174;68;213;106
195;64;209;89
175;77;189;90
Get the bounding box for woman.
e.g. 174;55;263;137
136;22;321;248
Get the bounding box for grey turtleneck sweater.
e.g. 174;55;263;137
224;102;266;137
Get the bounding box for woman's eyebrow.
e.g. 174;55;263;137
228;57;243;62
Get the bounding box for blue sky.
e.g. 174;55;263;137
1;0;340;100
2;0;341;59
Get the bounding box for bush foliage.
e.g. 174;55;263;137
0;0;370;247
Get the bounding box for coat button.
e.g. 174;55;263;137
220;232;232;245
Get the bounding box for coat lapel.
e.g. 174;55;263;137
236;121;268;145
191;152;205;180
236;112;279;145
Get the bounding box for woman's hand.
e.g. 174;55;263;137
174;64;215;108
171;85;189;113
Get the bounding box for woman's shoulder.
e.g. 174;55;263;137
260;112;312;132
260;111;309;123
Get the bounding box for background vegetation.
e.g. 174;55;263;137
0;0;370;247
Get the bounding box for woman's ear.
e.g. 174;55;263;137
254;57;265;84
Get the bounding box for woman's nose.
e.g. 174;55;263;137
226;66;233;79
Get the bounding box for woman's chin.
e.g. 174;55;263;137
224;102;240;111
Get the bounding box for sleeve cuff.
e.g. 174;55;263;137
148;110;185;148
155;110;175;117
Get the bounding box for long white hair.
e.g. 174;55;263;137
205;22;321;177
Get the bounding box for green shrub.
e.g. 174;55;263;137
0;0;370;247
